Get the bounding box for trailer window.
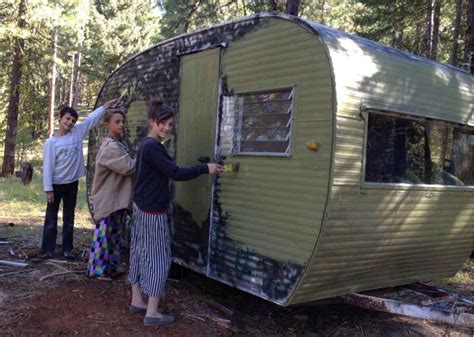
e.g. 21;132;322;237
365;113;474;186
221;88;293;156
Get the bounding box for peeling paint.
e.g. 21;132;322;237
209;200;303;303
172;204;210;270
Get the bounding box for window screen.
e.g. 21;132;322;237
221;88;293;156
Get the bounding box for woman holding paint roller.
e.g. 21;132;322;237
127;97;224;326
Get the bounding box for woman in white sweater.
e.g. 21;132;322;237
41;98;120;260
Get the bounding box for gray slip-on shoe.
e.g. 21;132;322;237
129;305;147;314
144;314;175;327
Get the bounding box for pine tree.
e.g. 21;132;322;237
47;27;58;136
464;0;473;70
2;0;27;176
450;0;463;65
430;0;441;60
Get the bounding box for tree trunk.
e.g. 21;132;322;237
440;126;450;172
58;75;63;107
269;0;284;12
60;72;68;107
393;120;408;179
392;29;404;49
423;124;432;184
68;53;75;106
286;0;300;16
414;22;424;55
464;0;474;71
320;0;325;24
47;27;58;137
72;51;82;109
423;0;433;58
430;0;441;60
452;128;471;183
1;0;27;177
182;0;202;33
450;0;463;65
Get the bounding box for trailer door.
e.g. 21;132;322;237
173;48;220;270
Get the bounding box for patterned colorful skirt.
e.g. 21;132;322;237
86;209;129;278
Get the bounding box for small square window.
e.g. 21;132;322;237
221;88;294;156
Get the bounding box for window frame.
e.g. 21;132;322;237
361;109;474;191
230;87;295;158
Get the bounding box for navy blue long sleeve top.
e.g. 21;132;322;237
133;137;209;212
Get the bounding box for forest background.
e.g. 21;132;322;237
0;0;473;176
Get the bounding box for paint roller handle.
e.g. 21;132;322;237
198;156;211;164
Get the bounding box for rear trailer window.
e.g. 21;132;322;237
365;113;473;186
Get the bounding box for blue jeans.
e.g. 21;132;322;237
41;180;78;254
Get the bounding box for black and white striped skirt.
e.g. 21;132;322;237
128;204;171;298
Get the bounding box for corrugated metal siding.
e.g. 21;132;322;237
293;100;472;303
211;19;333;304
292;89;473;304
290;21;473;304
332;116;364;185
313;22;473;126
291;186;473;303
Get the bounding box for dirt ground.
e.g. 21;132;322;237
1;220;473;337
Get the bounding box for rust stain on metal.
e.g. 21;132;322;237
343;293;388;312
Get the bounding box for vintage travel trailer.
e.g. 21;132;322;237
87;13;473;305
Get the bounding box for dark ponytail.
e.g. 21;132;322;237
148;97;174;123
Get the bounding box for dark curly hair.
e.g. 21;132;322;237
59;106;78;120
147;97;174;123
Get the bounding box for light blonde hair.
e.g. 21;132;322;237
103;110;126;125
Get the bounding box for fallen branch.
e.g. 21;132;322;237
185;313;206;322
0;260;28;268
0;241;13;244
48;259;68;264
211;316;232;324
13;293;41;303
0;270;33;277
20;245;40;249
48;259;84;266
213;316;234;332
45;261;71;272
205;299;234;317
40;270;84;281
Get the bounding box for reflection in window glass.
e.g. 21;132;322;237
220;96;238;155
221;88;293;156
365;113;473;186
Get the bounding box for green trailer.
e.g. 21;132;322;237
87;13;473;306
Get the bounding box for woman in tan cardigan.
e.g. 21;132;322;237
87;110;135;280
